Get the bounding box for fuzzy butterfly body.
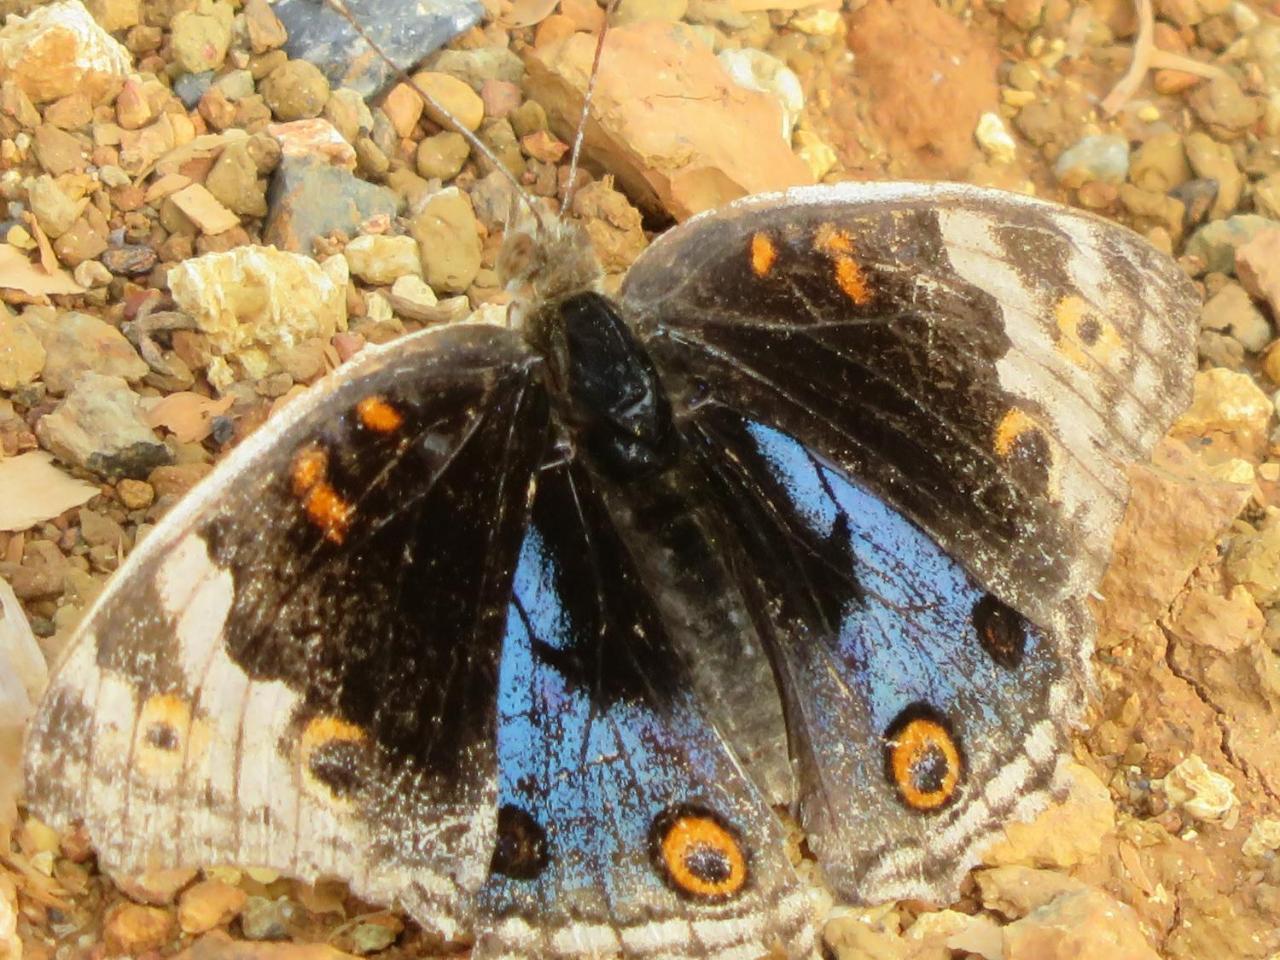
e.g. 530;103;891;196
25;182;1197;959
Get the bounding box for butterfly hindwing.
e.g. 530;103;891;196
479;459;814;960
684;409;1068;902
25;324;549;941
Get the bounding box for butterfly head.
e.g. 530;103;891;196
498;213;604;325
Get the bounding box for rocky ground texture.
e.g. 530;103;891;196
1;0;1279;957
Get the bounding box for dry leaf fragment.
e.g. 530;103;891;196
144;391;235;443
0;451;99;531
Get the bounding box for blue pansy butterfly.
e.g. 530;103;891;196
23;18;1197;959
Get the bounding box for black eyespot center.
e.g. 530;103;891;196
307;740;364;798
910;741;950;795
1005;426;1053;500
144;722;179;751
683;839;734;885
973;593;1029;669
491;804;550;880
1077;316;1102;346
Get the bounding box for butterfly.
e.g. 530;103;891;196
22;55;1197;960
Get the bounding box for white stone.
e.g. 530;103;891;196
1163;754;1238;823
0;0;132;104
976;111;1017;164
167;246;347;391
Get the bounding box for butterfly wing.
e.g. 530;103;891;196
682;409;1067;902
25;324;549;941
626;182;1197;628
477;459;814;960
621;183;1197;901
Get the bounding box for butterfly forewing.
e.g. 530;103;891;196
25;324;549;942
627;182;1198;630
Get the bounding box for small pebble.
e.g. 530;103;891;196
1054;134;1130;188
103;903;174;954
344;234;422;285
170;8;233;74
975;111;1017;164
238;895;292;941
413;72;485;133
117;478;155;510
261;60;331;121
416;131;469;180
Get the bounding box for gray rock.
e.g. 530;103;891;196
33;310;149;395
1186;215;1279;273
173;71;215;110
263;155;400;254
274;0;484;98
239;895;294;941
101;244;159;276
429;46;526;92
1170;178;1219;230
1054;134;1130;188
1201;281;1271;352
36;373;172;481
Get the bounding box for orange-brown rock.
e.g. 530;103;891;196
845;0;1000;178
524;21;812;221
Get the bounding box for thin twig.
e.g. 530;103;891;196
1101;0;1228;115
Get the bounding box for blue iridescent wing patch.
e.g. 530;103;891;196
686;408;1064;902
481;460;813;959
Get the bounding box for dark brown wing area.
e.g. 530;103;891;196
27;323;549;942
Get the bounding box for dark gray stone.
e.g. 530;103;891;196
274;0;484;99
174;71;215;109
263;156;401;254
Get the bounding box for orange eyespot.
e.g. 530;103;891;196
750;232;777;278
651;807;748;901
356;395;403;434
299;715;367;800
138;694;190;753
884;708;963;812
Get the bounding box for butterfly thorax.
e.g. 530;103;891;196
501;216;679;478
533;290;679;478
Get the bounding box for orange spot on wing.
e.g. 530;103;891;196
657;811;748;901
750;232;777;278
357;395;403;434
301;715;366;752
291;445;328;497
303;484;353;544
291;444;353;543
815;223;872;305
888;716;962;811
993;408;1036;458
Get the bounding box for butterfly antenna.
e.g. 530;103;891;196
324;0;550;234
558;0;621;218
